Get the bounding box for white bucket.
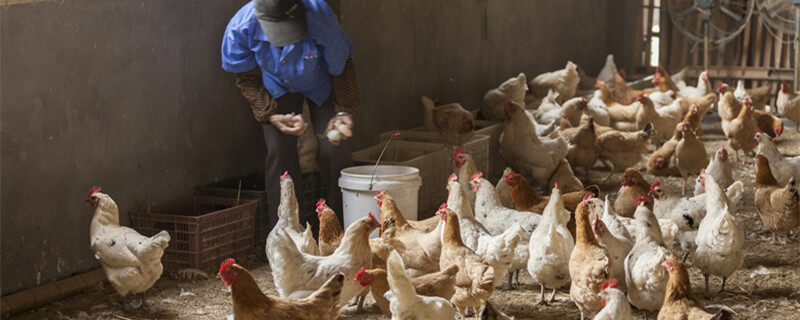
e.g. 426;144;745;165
339;165;422;238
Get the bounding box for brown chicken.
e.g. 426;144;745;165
613;168;652;218
376;191;443;277
569;200;611;320
652;72;678;93
354;264;460;316
563;117;599;180
658;255;732;320
754;110;784;139
421;96;475;147
440;209;495;316
755;154;800;244
597;122;655;181
613;72;654;105
677;93;717;115
675;123;709;194
681;104;704;137
648;124;682;176
726;96;759;163
596;80;618;106
316;199;343;256
547;159;585;193
218;259;343;320
719;89;784;138
375;190;438;234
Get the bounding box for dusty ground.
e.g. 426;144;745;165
8;116;800;320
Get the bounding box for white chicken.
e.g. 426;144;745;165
694;173;745;293
650;97;684;144
452;147;478;206
596;54;618;84
591;207;632;291
269;215;378;302
385;250;458;320
693;147;735;195
482;73;528;121
624;212;670;313
593;279;633;320
501;100;568;187
470;172;541;235
527;186;575;305
734;79;747;101
677;69;711;98
648;90;675;109
585;91;612;126
536;97;585;126
756;132;800;185
529;61;580;103
87;188;170;307
266;172;319;259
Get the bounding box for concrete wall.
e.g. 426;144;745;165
1;0;617;295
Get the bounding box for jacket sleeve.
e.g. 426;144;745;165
330;57;361;115
233;68;278;123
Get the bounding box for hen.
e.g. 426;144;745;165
597;54;618;83
591;211;632;291
613;72;653;105
529;61;580;103
471;172;541;235
495;167;515;209
694;173;745;293
648;124;682;176
734;79;770;110
86;188;169;306
376;190;439;234
681;104;706;137
385;250;459;320
378;192;444;277
547;159;585;193
269;214;377;302
453;147;478;207
755;154;800;244
756;132;800;186
593;279;633;320
719;89;784;139
316;199;343;256
613;168;652;218
726;96;759;163
658;255;733;320
482;73;528;121
563;117;599;180
693;147;734;195
650;97;685;144
440;210;496;316
501;100;568;187
421;96;475;147
355;264;459;316
675;122;709;194
569;200;611;320
777;81;800;131
607;94;658;132
218;259;343;320
597;123;655;181
266;172;319;259
677;69;711;98
624;202;670;312
527;186;575;305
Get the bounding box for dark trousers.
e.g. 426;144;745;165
263;93;352;234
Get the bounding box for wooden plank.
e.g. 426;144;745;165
753;15;765;86
740;13;753;68
692;15;703;66
681;65;794;81
643;0;653;68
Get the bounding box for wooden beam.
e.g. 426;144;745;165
677;65;794;81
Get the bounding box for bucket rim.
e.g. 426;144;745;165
340;165;420;179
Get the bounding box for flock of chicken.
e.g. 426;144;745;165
81;57;800;320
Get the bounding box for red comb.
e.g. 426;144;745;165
355;267;366;279
437;203;448;213
756;128;762;133
505;98;513;105
637;92;646;99
448;173;458;183
777;124;783;136
602;278;620;290
368;212;378;223
219;258;236;274
717;82;724;90
636;195;649;206
470;172;483;182
316;198;327;208
280;171;289;181
87;186;102;199
582;193;595;201
650;181;661;191
452;147;467;159
619;68;627;77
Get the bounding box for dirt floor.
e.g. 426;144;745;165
8;115;800;320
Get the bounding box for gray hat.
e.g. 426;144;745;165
254;0;308;47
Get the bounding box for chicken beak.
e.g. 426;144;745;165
216;273;221;279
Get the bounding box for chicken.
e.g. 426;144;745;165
677;92;717;115
585;91;613;126
317;199;343;256
777;81;800;132
677;69;711;98
531;89;561;118
755;154;800;244
495;167;515;209
726;96;759;163
376;190;439;234
507;171;600;218
734;79;770;110
269;214;377;301
547;159;585;193
675;122;709;194
478;301;515;320
613;168;651;218
482;73;527;121
501;100;568;187
648;124;682;176
377;192;444;277
594;279;633;320
354;264;459;316
218;259;343;320
756;132;800;185
266;172;320;259
591;212;632;291
694;147;734;195
754;109;784;139
86;188;169;304
569;200;611;320
650;97;684;144
597;123;655;181
597;55;618;84
658;255;733;320
607;94;658;132
612;72;651;105
453;147;478;207
563;117;600;180
529;61;580;103
440;209;496;316
681;104;705;137
527;186;575;305
624;202;670;312
421;96;475;147
471;172;541;235
720;89;784;138
649;89;676;109
385;250;459;320
694;173;745;293
559;98;590;127
595;80;618;106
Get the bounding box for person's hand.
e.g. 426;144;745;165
269;113;307;136
326;113;353;145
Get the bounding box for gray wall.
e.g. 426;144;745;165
2;0;616;295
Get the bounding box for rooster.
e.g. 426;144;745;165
421;96;475;147
87;187;170;309
218;259;343;320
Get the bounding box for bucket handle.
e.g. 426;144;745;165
369;132;401;190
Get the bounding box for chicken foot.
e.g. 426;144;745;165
534;284;550;306
548;287;557;303
717;277;728;293
602;166;617;182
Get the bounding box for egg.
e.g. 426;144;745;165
327;129;342;143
